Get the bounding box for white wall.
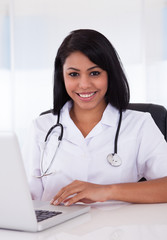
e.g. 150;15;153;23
0;0;167;144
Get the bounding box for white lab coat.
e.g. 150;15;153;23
23;101;167;201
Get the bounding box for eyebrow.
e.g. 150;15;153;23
87;66;99;71
67;65;100;71
67;67;80;71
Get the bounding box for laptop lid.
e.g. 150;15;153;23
0;132;90;232
0;132;38;232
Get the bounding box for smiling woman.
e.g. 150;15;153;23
53;29;130;115
24;29;167;205
63;51;108;118
62;51;108;137
52;29;129;137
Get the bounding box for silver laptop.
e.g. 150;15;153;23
0;132;90;232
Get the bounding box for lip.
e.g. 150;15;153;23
76;91;97;101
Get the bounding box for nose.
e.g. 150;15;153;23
79;75;91;89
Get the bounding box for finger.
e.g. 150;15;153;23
63;197;95;204
50;181;79;204
51;183;84;205
78;199;95;204
63;192;86;206
50;187;66;204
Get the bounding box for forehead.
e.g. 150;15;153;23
63;51;96;69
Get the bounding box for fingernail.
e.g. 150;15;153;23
53;200;58;205
64;201;69;206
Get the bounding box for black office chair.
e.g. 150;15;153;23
128;103;167;141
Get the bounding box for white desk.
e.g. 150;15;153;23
0;201;167;240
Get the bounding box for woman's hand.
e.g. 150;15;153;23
50;180;111;206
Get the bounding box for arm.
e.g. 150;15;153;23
110;176;167;203
51;177;167;206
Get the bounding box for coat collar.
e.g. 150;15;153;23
60;101;119;127
59;101;120;145
101;103;120;127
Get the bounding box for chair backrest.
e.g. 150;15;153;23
128;103;167;141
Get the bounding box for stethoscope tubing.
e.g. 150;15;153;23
114;110;122;154
34;109;122;178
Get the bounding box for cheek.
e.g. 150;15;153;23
98;72;108;91
98;78;108;93
64;78;75;94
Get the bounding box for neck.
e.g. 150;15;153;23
70;102;107;125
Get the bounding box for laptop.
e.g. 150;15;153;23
0;131;90;232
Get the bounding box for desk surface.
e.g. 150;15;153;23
1;201;167;240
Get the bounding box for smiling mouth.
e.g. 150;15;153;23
77;92;97;98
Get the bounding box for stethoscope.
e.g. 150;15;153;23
34;110;122;178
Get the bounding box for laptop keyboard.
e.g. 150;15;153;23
35;210;62;222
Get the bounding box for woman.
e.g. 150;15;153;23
24;29;167;205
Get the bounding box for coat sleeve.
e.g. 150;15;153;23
137;113;167;180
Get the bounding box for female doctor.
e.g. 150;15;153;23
24;29;167;205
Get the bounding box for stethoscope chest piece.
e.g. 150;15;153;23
107;153;122;167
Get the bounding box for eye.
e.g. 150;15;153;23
69;72;79;77
90;71;101;76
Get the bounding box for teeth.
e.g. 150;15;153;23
78;92;95;98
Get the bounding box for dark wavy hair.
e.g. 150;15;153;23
53;29;130;114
